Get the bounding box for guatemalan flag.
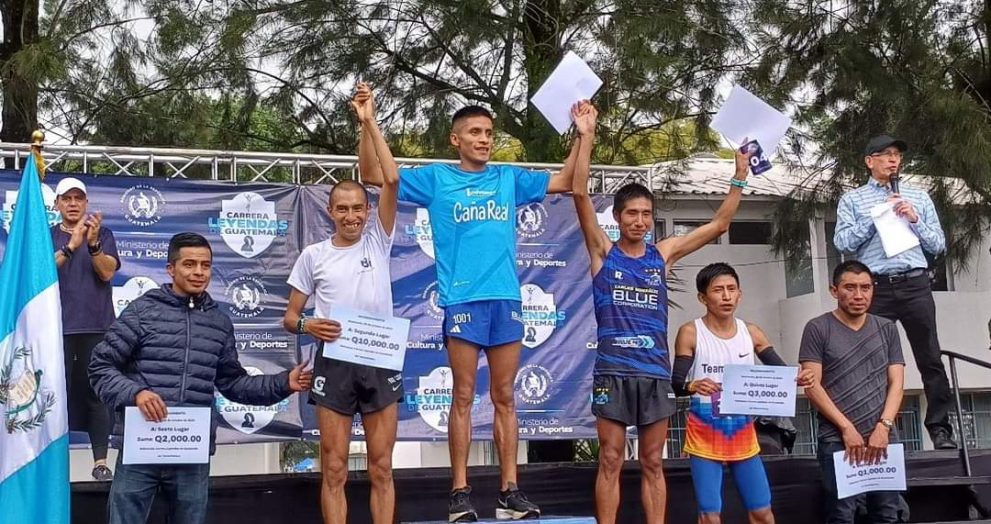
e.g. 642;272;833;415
0;155;70;523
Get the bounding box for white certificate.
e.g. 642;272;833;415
833;444;907;499
711;85;792;155
122;406;210;465
871;201;920;257
530;51;603;134
719;364;798;417
322;306;411;371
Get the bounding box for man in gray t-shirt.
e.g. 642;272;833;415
799;260;905;524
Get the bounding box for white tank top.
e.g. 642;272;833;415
689;318;754;384
683;317;761;461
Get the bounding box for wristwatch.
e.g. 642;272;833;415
879;418;894;430
296;315;307;335
88;241;103;255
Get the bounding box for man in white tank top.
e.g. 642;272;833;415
672;263;814;524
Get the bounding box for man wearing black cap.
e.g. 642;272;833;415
833;135;956;449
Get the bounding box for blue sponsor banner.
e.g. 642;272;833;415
0;170;631;442
215;324;302;443
0;170;301;444
297;188;598;441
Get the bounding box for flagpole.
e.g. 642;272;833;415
30;130;45;180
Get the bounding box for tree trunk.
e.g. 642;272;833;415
520;0;565;162
0;0;41;143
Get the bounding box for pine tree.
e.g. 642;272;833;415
750;0;991;266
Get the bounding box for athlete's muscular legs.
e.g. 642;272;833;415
594;417;627;524
485;340;523;490
446;337;481;490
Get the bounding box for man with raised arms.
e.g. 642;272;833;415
283;84;401;524
573;132;752;524
358;91;592;521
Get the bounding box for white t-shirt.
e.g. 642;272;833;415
287;217;394;318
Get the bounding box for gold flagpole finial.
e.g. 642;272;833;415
30;130;46;180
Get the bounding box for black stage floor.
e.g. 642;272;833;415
71;450;991;523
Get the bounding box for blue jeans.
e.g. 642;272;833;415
817;440;901;524
108;453;210;524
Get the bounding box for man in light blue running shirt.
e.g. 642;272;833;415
358;93;594;522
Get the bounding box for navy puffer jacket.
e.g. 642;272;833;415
89;284;291;450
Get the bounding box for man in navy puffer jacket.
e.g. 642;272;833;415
90;232;312;524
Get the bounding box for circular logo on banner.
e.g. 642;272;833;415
3;184;59;233
120;184;165;226
520;283;565;349
515;364;553;406
210;191;289;259
409;366;475;433
112;276;160;317
409;207;435;259
226;276;267;319
420;281;444;321
516;203;548;240
215;366;290;435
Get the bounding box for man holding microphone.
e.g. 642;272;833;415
833;134;956;449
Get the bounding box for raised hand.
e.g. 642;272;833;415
67;221;88;251
734;138;754;180
85;212;103;248
351;82;376;124
573;100;598;137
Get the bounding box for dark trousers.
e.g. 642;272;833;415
870;273;953;435
817;441;901;523
108;453;210;524
64;333;112;461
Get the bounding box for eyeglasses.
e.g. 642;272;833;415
870;151;903;160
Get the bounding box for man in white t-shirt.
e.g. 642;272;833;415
282;83;400;524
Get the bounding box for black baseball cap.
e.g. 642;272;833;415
864;134;908;156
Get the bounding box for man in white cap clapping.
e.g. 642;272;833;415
50;177;121;481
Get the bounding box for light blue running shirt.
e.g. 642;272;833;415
398;164;549;307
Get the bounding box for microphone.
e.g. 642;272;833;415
889;171;900;195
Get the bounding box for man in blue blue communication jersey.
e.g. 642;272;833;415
574;118;753;524
358;90;593;521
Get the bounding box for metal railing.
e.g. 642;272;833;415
0;142;660;192
942;350;991;477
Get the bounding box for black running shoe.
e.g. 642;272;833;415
496;483;540;520
448;486;478;522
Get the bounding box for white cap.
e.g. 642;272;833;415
55;177;87;197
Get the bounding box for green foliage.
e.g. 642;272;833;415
280;440;319;472
750;0;991;268
573;439;600;462
5;0;750;164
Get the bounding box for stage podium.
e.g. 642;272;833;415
404;518;594;524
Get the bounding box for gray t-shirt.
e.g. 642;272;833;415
798;312;905;441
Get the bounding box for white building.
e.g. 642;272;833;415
657;157;991;455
